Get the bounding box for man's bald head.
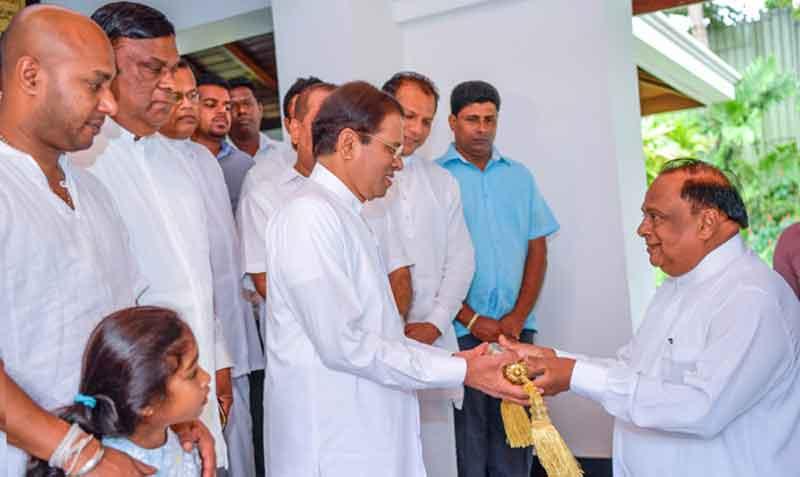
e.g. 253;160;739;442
2;5;113;87
0;5;117;155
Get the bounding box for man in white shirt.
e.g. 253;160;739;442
363;71;474;477
70;2;228;471
0;6;151;476
237;79;336;477
506;159;800;477
263;81;527;477
161;62;264;477
229;76;293;173
238;76;323;198
237;81;336;300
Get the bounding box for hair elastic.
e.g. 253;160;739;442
74;393;97;409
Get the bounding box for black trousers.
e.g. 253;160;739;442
455;330;536;477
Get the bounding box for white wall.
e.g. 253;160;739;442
399;0;652;457
271;0;402;106
44;0;269;32
44;0;273;55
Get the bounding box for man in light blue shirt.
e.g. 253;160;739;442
192;73;255;212
436;80;559;477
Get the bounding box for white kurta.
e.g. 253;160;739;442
0;143;142;476
237;163;306;277
263;164;467;477
363;154;475;477
566;234;800;477
70;120;231;468
168;138;264;377
239;138;297;200
166;138;263;477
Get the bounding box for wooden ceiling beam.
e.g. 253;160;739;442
633;0;703;16
223;42;278;91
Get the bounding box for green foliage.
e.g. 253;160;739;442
642;56;800;266
765;0;800;21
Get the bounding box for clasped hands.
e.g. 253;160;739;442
497;335;576;397
455;336;576;403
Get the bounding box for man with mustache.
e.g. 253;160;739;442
161;61;263;477
504;159;800;477
70;3;228;474
192;74;254;212
436;80;559;477
228;77;293;172
238;81;335;300
237;80;335;475
362;71;475;477
238;76;324;198
0;5;151;476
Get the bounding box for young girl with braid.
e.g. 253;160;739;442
28;306;209;476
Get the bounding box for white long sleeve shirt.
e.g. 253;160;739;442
0;143;142;476
363;154;474;404
263;164;467;477
70;120;231;467
565;234;800;477
237;163;306;276
364;154;474;342
167;138;264;377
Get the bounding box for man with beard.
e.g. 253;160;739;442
70;2;227;474
0;5;151;476
161;61;264;477
363;71;474;477
192;74;254;212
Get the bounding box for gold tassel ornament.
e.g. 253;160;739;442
501;360;583;477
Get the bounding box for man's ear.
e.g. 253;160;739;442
448;114;456;132
138;405;156;418
337;128;358;161
697;208;721;240
288;117;301;147
17;56;42;96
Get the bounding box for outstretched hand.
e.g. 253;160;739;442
498;335;556;360
458;343;529;405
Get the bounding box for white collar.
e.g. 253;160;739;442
672;234;747;287
310;163;363;215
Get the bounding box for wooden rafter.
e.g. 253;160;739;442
633;0;703;16
223;42;278;91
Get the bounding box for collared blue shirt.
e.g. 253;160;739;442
217;139;234;160
213;140;255;211
437;143;559;336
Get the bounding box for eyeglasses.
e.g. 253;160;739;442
172;89;200;104
359;133;403;160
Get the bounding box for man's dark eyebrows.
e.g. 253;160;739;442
90;70;113;82
144;56;167;68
